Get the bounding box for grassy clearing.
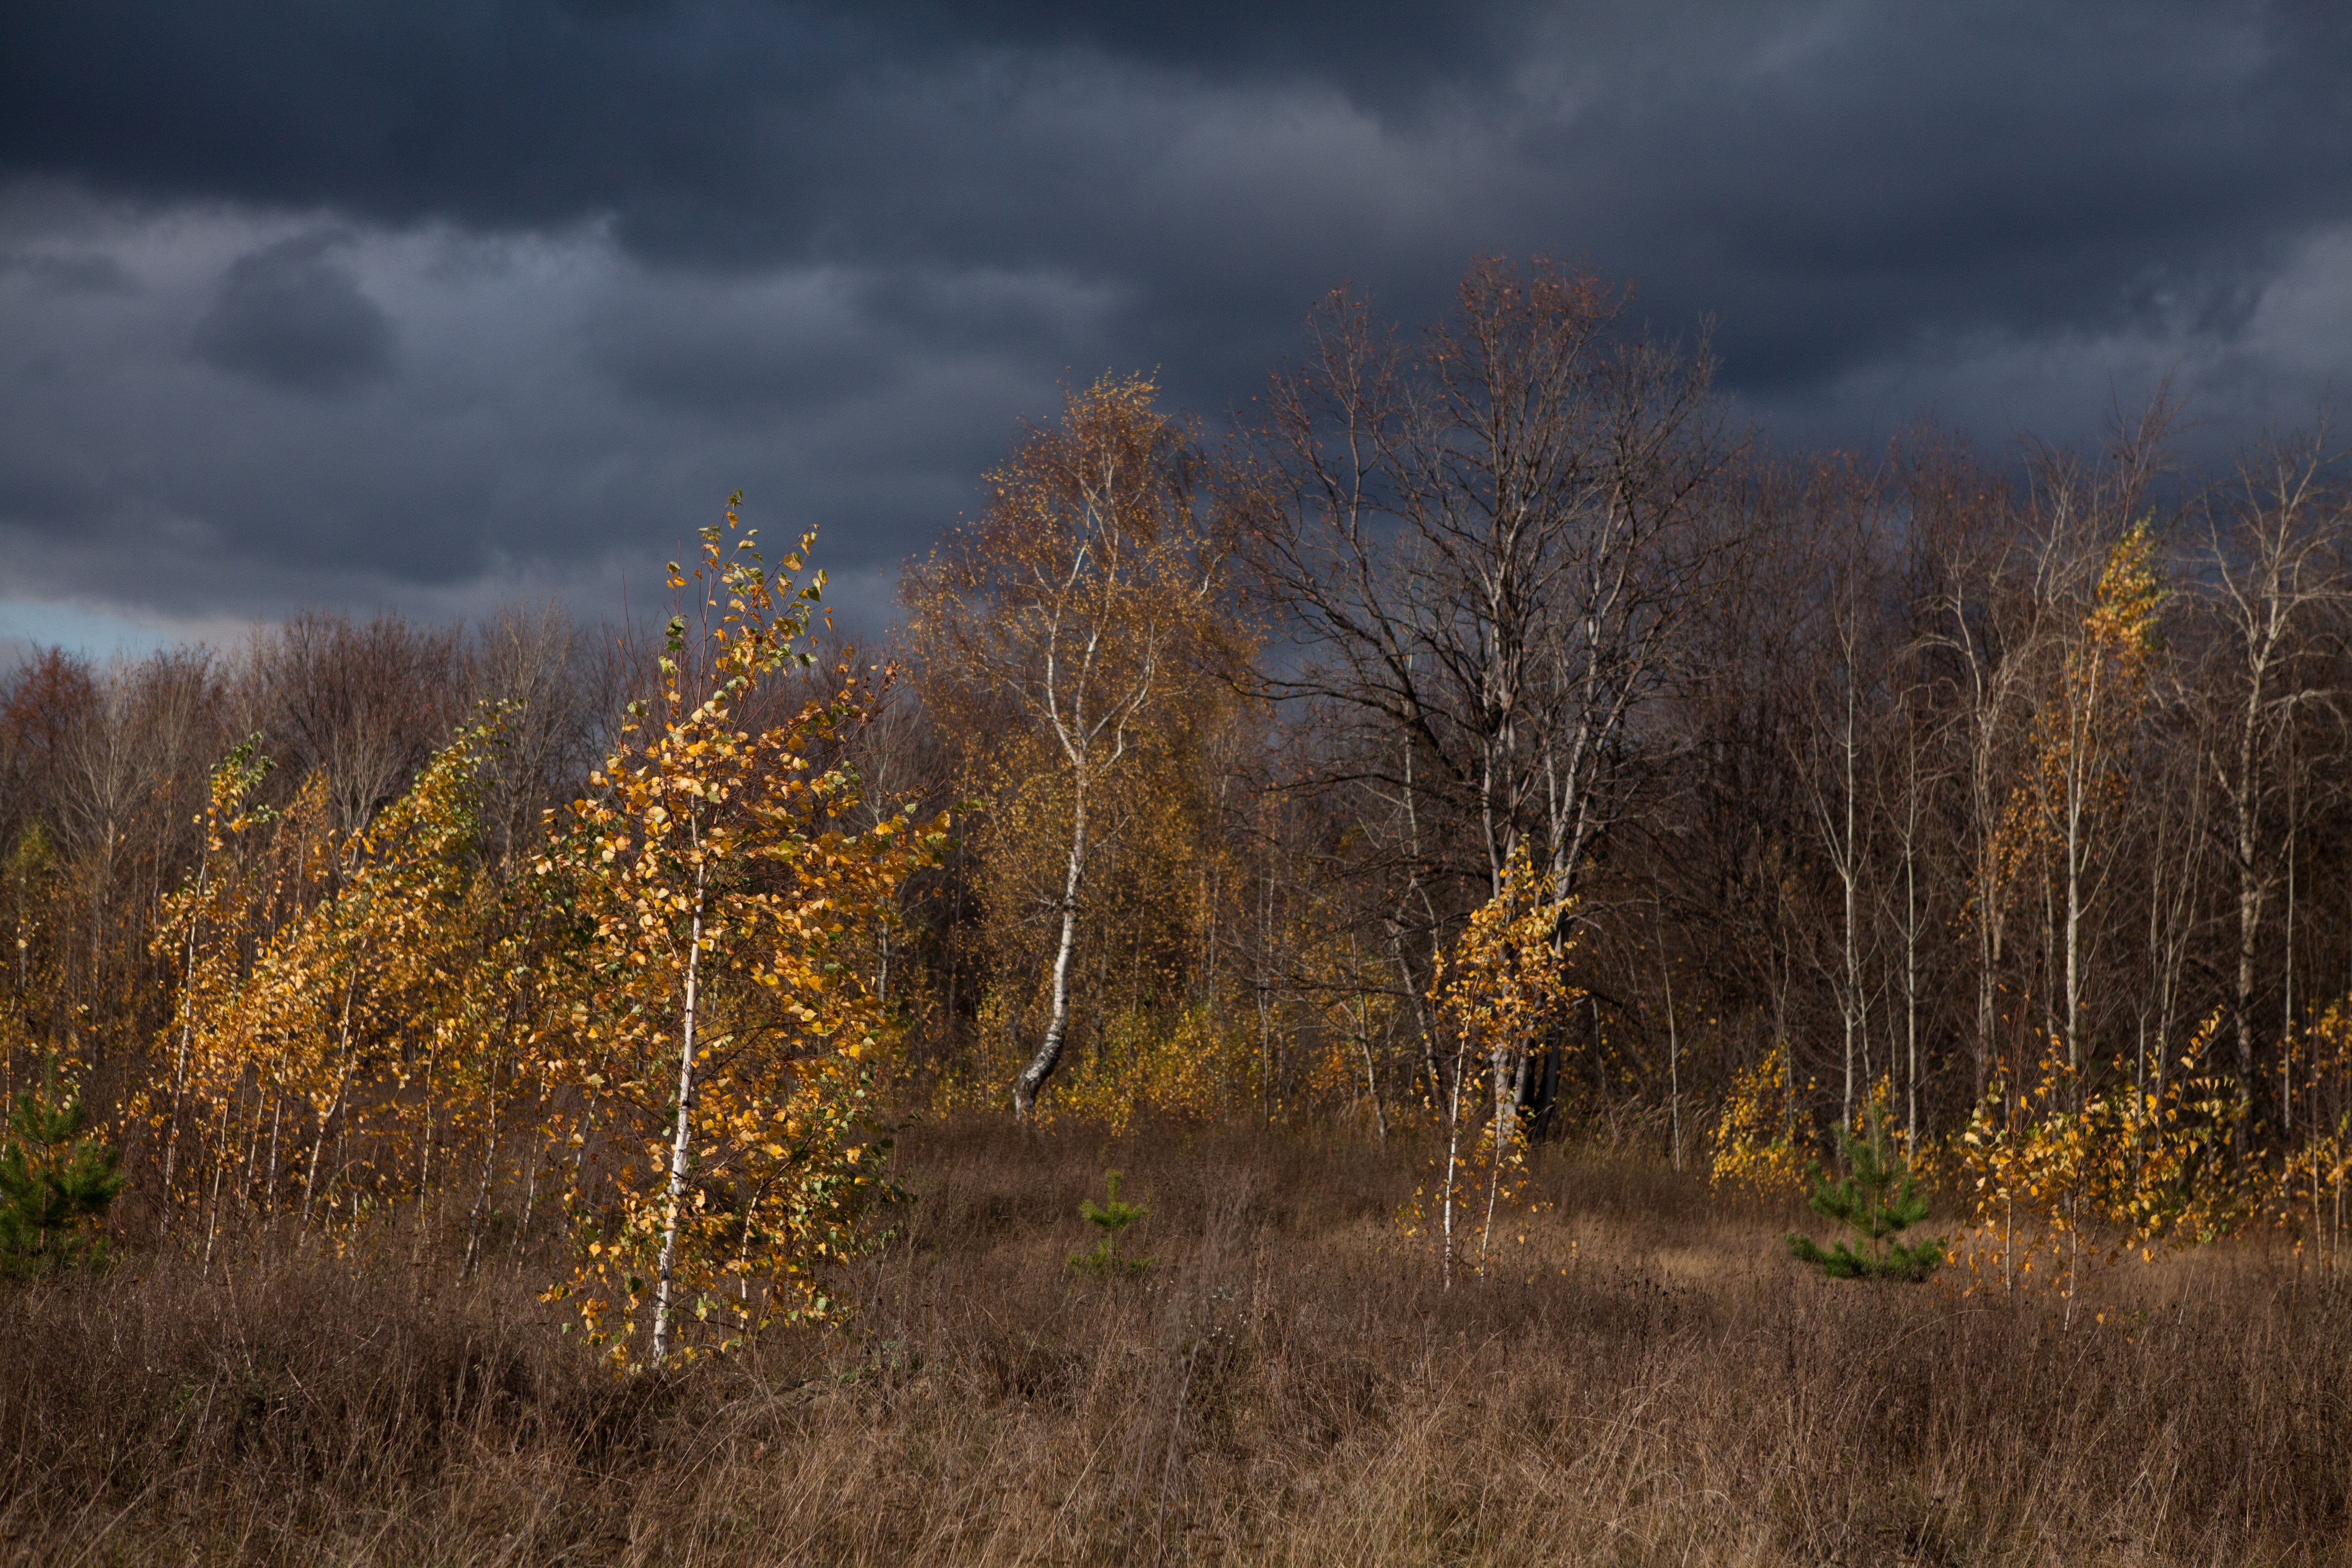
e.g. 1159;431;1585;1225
3;1119;2347;1565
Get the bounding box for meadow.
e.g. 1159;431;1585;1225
5;1119;2344;1567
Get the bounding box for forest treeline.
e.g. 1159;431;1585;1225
6;258;2352;1336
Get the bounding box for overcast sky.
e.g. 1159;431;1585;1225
5;0;2351;660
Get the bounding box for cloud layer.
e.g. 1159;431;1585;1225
4;0;2350;642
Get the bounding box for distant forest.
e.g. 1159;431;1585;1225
6;257;2352;1339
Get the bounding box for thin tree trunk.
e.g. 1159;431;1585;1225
300;982;359;1238
2063;775;2084;1072
1395;931;1442;1102
238;1081;265;1220
1842;678;1859;1132
512;1132;542;1270
202;1096;231;1276
1015;775;1088;1118
1439;1037;1465;1290
2235;680;2264;1114
1903;820;1920;1151
1478;1125;1506;1273
412;1038;440;1262
160;851;208;1238
650;858;709;1367
1341;934;1387;1142
464;1120;500;1281
2282;762;2298;1142
1653;905;1682;1171
2041;868;2056;1059
263;1088;284;1225
1257;862;1275;1124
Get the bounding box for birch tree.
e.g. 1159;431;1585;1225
905;374;1232;1119
544;502;943;1366
2009;517;2164;1073
1790;464;1892;1131
2189;436;2348;1118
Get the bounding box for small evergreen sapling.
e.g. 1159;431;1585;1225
1786;1104;1945;1283
1;1061;126;1280
1070;1170;1149;1277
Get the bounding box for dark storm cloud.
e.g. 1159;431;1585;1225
0;211;1104;629
0;249;135;294
4;0;2352;641
191;233;397;395
862;0;1516;94
0;0;1504;236
1543;4;2352;387
12;0;2347;392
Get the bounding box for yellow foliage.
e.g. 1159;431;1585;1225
1404;844;1578;1284
143;723;525;1252
2271;1001;2352;1270
1433;848;1579;1107
905;373;1254;1118
1953;1018;2245;1307
0;826;73;1101
1708;1042;1813;1197
1995;519;2164;905
1044;1006;1254;1133
2277;1116;2352;1271
932;998;1253;1132
536;499;946;1367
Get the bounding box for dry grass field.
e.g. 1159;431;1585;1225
4;1119;2347;1565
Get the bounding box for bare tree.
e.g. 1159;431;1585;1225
1233;258;1732;1117
2188;431;2349;1115
50;650;223;1065
1926;479;2049;1096
472;598;603;861
1785;460;1896;1130
247;611;466;835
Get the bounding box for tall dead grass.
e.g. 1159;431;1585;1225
3;1119;2347;1565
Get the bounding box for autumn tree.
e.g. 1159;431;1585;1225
145;719;516;1257
1924;466;2054;1099
1412;843;1578;1285
540;502;944;1366
906;374;1240;1119
144;737;281;1237
2005;421;2173;1075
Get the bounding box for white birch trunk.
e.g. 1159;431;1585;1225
650;857;708;1367
1014;776;1088;1118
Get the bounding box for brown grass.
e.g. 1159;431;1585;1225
3;1119;2348;1565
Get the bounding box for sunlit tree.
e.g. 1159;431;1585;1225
540;501;945;1366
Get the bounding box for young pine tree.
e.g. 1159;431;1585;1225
1786;1102;1945;1283
1070;1169;1149;1277
0;1060;126;1279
